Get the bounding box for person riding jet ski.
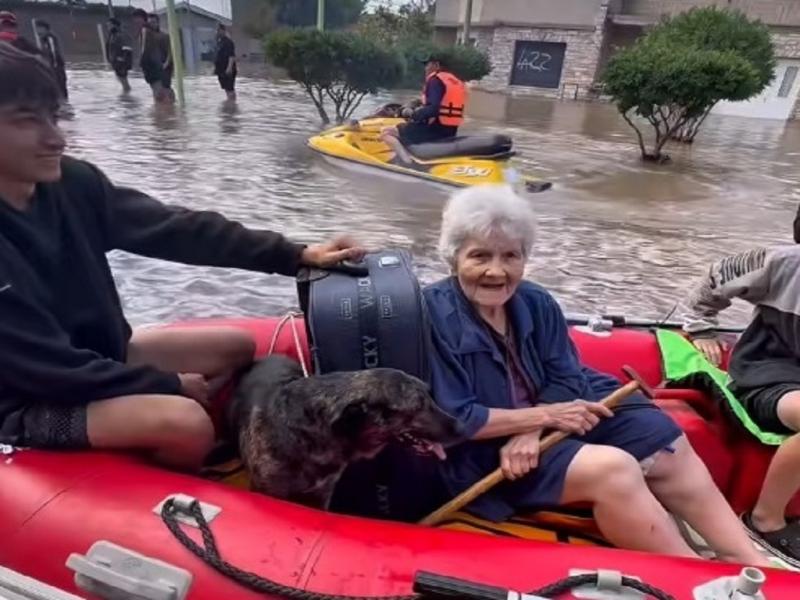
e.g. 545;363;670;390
381;53;466;163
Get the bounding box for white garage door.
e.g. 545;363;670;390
712;59;800;121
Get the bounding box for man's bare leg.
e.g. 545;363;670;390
87;394;215;470
380;126;413;164
127;326;255;378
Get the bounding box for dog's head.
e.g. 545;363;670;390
329;368;461;461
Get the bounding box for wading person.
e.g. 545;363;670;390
35;20;67;100
214;23;237;100
424;184;768;566
106;17;133;93
380;54;465;164
132;9;173;103
0;43;364;471
683;244;800;567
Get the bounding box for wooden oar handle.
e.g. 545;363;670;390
418;380;641;526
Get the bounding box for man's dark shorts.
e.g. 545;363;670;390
21;404;90;449
113;64;130;78
731;382;800;434
217;72;236;92
397;121;457;146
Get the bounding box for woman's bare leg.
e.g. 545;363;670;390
645;435;768;566
87;394;215;470
560;444;698;557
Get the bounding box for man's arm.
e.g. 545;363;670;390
412;77;445;123
226;38;235;74
0;268;182;403
681;247;772;336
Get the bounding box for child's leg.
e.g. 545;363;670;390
87;394;215;470
752;392;800;531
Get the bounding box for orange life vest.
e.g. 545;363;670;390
422;70;466;127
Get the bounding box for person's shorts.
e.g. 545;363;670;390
161;66;174;90
730;382;800;434
217;72;237;92
397;121;457;146
20;403;90;450
142;63;163;86
113;62;131;78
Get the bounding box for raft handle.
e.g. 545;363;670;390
67;540;193;600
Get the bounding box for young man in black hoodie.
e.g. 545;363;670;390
0;43;363;470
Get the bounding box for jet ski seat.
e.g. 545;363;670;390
407;134;513;160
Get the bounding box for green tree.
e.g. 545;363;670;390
265;29;404;124
357;2;489;87
244;0;366;38
648;8;776;142
602;8;774;161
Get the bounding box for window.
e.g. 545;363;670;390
778;66;799;99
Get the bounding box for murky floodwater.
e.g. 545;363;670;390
60;65;800;328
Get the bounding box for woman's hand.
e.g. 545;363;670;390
500;431;541;480
692;337;725;366
540;400;613;435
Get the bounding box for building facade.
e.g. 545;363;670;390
434;0;800;120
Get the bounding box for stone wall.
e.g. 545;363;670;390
772;31;800;120
476;2;610;99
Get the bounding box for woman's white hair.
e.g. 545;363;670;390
438;184;536;268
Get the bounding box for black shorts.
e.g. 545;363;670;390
397;121;457;146
113;62;130;78
20;403;90;449
142;64;163;85
217;72;236;92
731;382;800;434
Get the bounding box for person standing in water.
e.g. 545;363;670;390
35;21;67;100
214;23;237;100
148;14;175;104
132;9;173;104
105;17;133;93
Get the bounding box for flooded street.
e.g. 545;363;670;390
62;66;800;328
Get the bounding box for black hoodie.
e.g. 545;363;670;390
0;157;305;444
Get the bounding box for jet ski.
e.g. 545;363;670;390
307;103;552;193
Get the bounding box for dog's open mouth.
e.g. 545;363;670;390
397;432;447;460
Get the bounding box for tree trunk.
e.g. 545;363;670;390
305;85;331;125
670;104;714;144
621;111;649;161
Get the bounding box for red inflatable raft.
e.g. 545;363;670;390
2;317;799;599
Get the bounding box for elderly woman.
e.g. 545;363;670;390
423;185;767;565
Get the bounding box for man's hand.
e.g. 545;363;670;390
539;400;613;436
300;235;366;268
500;431;542;480
178;373;209;407
692;337;726;366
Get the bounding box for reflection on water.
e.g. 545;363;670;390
60;67;800;327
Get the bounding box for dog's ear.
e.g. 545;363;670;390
331;401;372;439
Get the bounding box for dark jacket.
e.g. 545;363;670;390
0;157;305;444
423;277;634;519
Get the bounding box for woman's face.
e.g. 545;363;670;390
455;231;525;309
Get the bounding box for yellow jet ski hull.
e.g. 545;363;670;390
308;117;550;191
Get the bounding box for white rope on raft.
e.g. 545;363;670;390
266;312;310;378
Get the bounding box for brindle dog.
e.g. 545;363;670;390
228;355;460;510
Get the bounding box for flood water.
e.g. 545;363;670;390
61;66;800;328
